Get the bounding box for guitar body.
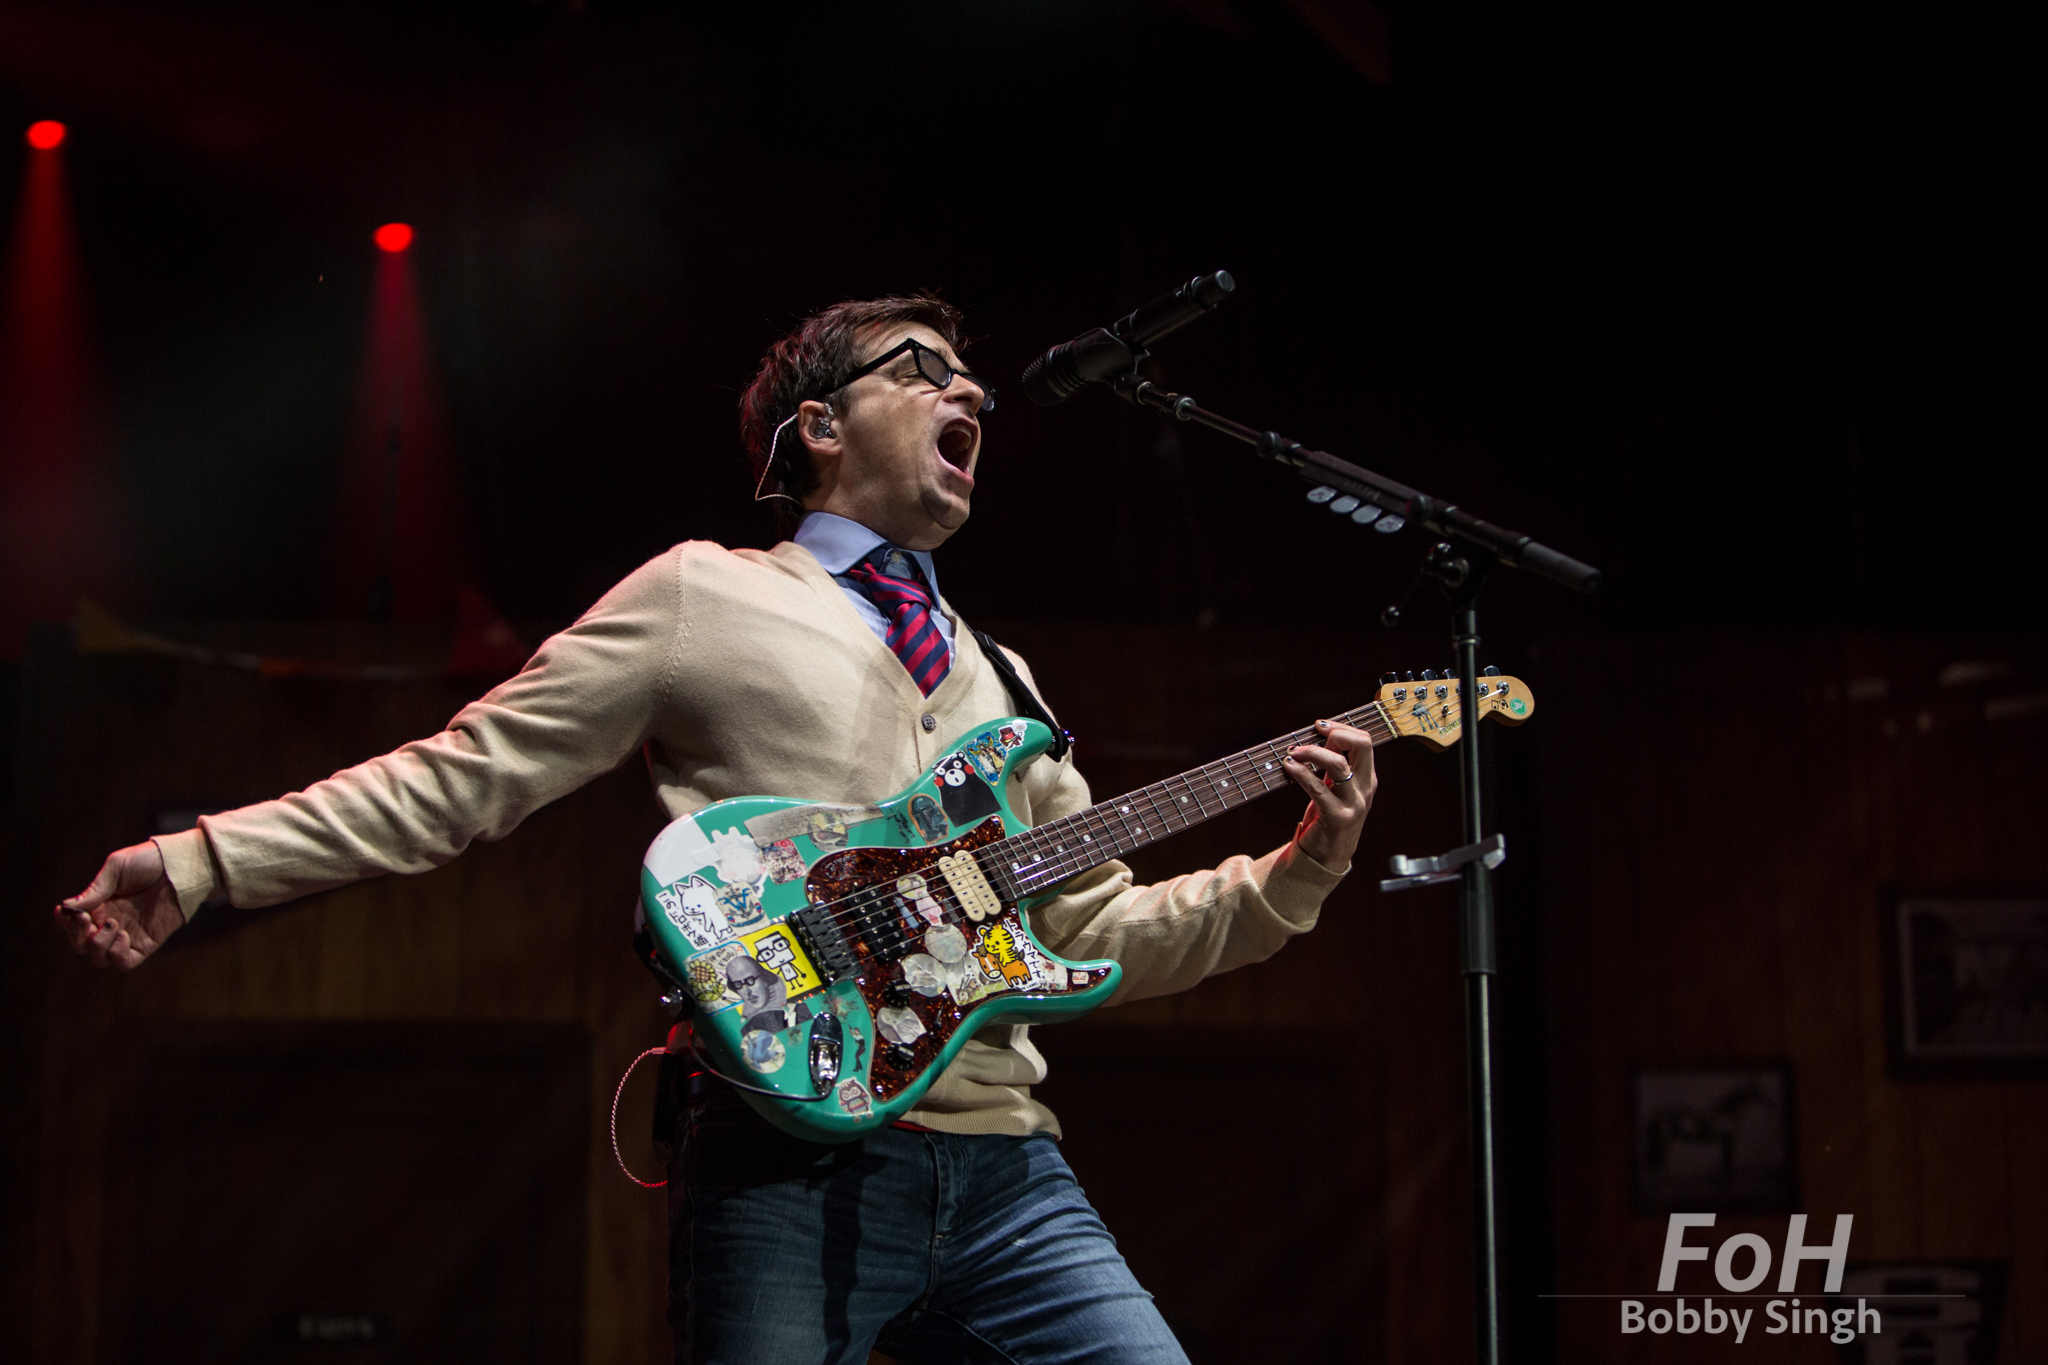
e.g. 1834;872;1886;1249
640;670;1535;1142
640;717;1119;1143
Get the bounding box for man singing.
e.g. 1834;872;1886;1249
59;292;1377;1364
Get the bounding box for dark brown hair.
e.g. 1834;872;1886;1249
738;292;966;532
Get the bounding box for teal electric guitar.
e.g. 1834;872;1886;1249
640;672;1535;1141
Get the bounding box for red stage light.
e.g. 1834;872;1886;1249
373;222;413;254
25;121;67;151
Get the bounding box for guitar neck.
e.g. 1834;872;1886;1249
988;700;1395;901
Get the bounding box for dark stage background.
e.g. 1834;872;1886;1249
2;3;2042;1363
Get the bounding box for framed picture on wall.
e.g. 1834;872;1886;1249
1632;1063;1797;1213
1882;889;2048;1079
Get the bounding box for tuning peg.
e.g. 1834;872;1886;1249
1380;671;1399;685
1420;669;1437;681
1482;665;1500;677
1402;670;1416;683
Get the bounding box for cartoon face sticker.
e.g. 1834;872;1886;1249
934;754;1000;826
996;725;1024;751
686;942;747;1011
910;794;949;844
835;1078;873;1119
655;874;732;951
726;954;788;1035
975;918;1050;992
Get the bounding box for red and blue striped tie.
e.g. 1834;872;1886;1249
842;545;951;695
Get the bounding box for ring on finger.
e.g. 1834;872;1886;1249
1328;770;1354;785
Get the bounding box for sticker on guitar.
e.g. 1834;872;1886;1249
975;917;1058;992
655;875;732;951
744;802;888;851
741;923;824;999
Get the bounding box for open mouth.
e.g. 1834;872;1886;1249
936;421;977;473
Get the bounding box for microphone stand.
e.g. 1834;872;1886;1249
1108;371;1599;1365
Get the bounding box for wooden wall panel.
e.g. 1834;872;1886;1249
1538;631;2048;1365
4;626;673;1365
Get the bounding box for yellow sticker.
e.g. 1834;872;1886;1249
740;923;823;998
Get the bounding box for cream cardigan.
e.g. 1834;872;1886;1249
154;541;1346;1136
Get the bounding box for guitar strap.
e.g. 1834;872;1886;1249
967;626;1071;764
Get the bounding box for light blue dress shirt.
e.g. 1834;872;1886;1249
793;512;957;658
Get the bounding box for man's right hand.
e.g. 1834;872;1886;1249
56;841;185;970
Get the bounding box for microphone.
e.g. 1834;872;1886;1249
1021;270;1235;407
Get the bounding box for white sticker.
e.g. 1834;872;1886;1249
899;953;946;997
924;924;968;965
645;816;714;885
654;874;733;951
710;827;764;887
876;1006;926;1046
744;802;886;845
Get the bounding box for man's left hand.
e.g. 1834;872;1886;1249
1282;719;1378;872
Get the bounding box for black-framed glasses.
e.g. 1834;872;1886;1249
828;337;996;412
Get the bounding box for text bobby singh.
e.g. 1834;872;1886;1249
1619;1214;1882;1346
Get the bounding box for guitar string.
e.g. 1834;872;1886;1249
801;699;1400;938
1000;706;1398;894
755;698;1431;966
690;695;1482;1090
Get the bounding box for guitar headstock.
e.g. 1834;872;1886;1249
1375;672;1535;751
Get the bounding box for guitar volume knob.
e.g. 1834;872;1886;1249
882;983;912;1008
886;1044;918;1069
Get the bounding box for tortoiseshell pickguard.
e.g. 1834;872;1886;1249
804;820;1113;1102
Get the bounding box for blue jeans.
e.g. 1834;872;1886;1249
666;1090;1189;1365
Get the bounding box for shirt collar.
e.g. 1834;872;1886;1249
795;511;941;595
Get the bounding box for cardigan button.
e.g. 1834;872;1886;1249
921;713;937;733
